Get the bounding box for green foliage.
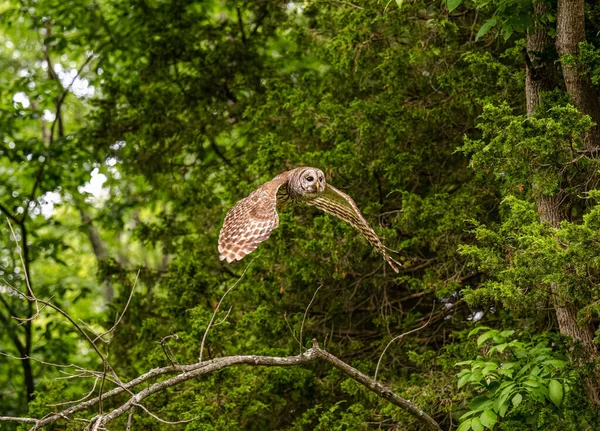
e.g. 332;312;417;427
456;329;574;430
462;99;594;197
1;0;600;429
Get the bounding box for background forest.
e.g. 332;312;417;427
2;0;600;429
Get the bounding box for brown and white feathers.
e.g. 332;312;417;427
218;167;400;272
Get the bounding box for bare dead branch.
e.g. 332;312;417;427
313;340;439;430
0;416;39;424
1;341;439;431
126;406;135;431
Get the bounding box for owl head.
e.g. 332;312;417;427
290;167;326;197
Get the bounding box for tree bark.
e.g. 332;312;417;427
525;3;555;115
556;0;600;150
528;1;600;406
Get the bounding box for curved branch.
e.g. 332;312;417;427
1;341;440;431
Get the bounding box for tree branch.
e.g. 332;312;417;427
1;341;439;431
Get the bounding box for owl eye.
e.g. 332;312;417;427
306;176;314;182
319;176;323;182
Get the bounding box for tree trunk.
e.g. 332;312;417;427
525;3;555;116
556;0;600;150
528;1;600;406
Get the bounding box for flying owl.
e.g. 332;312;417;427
218;167;400;272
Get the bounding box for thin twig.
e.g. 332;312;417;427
133;402;197;425
283;312;301;347
199;261;252;361
49;52;97;145
47;378;100;406
94;270;140;343
211;306;232;327
126;406;135;431
158;334;180;367
299;284;322;353
6;218;39;320
374;303;436;382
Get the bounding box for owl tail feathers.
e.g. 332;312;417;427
383;253;401;273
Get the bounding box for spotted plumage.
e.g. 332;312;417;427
218;167;400;272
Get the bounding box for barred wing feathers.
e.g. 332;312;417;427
307;184;400;273
218;174;290;263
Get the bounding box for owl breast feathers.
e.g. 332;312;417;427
218;167;400;272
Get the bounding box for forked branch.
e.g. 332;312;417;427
2;340;440;431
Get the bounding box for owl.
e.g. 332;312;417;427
218;167;400;272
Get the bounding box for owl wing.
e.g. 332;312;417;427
218;173;291;263
306;184;400;273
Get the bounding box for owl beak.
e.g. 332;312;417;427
315;182;320;191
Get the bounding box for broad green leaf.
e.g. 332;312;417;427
476;19;497;41
542;359;566;368
447;0;463;12
469;371;483;383
480;409;498;428
549;380;563;406
458;372;472;388
471;417;484;431
512;393;523;407
499;401;509;417
468;395;494;411
457;419;472;431
460;410;480;421
477;331;495;347
468;326;490;338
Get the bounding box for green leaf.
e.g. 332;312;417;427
480;409;498;428
447;0;463;12
471;417;484;431
512;393;523;407
457;419;472;431
468;326;490;338
469;371;483;383
501;22;513;41
490;343;508;354
458;372;472;388
468;395;494;412
395;0;403;7
549;380;563;406
477;331;495;347
499;401;509;417
542;359;566;368
476;19;497;41
460;410;480;421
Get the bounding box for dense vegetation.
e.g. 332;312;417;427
2;0;600;429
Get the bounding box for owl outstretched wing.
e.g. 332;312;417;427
306;184;400;273
218;172;291;263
